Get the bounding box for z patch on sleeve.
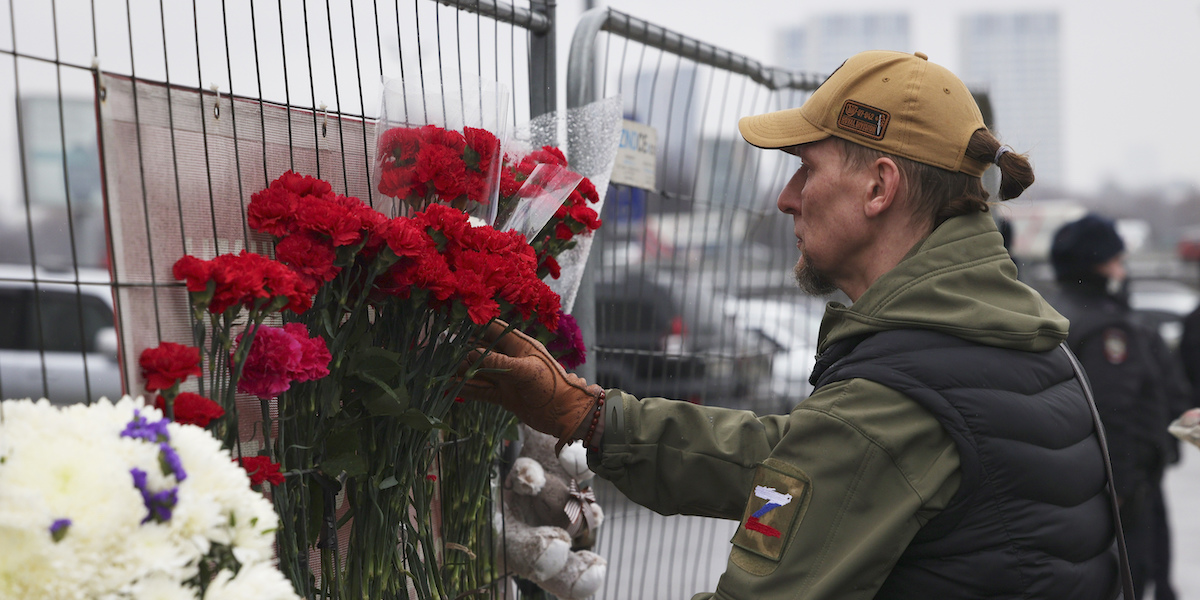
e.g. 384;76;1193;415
731;460;810;562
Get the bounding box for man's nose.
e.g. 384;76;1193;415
777;187;798;215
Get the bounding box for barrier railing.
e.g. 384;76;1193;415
565;7;825;598
2;2;833;597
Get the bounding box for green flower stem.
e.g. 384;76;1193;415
219;305;268;453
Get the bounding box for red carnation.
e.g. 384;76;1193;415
541;254;561;279
172;256;214;293
378;127;423;163
272;170;333;199
155;392;224;427
464;126;500;171
206;255;268;314
499;167;522;198
275;231;340;289
294;197;365;247
238;456;285;486
454;261;501;324
463;169;492;204
248;171;339;237
378;164;424;199
414;204;471;242
415;144;468;200
568;203;602;231
379;216;434;258
525;146;568;167
247;186;298;237
172;252;314;315
409;253;458;302
139;342;202;392
575;177;600;204
337;194;387;231
419;124;467;152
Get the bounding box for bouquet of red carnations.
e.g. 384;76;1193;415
150;155;566;599
364;84;619;595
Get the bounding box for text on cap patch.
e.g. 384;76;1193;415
837;100;890;140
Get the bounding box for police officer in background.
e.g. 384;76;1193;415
1045;214;1181;600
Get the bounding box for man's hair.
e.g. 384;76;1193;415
831;128;1035;228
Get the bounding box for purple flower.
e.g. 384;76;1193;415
545;311;587;369
158;443;187;482
49;518;70;542
130;467;178;524
121;410;171;444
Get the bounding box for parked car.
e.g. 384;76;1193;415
593;268;772;407
725;297;824;411
1129;278;1200;350
0;265;122;405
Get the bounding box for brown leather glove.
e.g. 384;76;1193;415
458;321;602;453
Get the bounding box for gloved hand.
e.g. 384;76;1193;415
458;320;603;453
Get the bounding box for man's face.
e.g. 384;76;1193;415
1095;254;1127;283
776;138;871;296
1095;254;1129;297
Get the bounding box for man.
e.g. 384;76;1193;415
1045;214;1184;600
463;50;1120;598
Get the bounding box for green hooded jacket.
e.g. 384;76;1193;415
588;211;1069;600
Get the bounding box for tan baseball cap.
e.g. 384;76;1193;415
739;50;989;177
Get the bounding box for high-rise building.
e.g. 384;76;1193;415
774;13;911;75
959;12;1063;191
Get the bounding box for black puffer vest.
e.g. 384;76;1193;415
810;329;1118;600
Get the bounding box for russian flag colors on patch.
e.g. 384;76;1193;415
732;460;810;561
744;485;793;537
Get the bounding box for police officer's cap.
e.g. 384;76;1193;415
1050;214;1125;282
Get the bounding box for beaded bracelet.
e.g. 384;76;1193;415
581;390;606;450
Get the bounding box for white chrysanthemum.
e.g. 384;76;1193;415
0;396;298;599
117;521;196;585
0;520;61;599
202;562;301;600
168;424;266;552
128;571;201;600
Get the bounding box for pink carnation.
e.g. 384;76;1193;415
235;327;301;399
283;323;331;382
234;324;331;399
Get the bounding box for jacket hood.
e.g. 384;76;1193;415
817;211;1069;354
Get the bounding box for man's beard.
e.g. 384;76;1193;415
794;257;838;296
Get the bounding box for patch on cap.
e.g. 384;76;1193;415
837;100;890;140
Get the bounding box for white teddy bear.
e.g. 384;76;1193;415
497;424;606;599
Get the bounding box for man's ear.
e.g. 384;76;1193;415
863;156;902;219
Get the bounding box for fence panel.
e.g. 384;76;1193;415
2;1;552;597
0;0;552;400
3;0;833;596
566;8;826;598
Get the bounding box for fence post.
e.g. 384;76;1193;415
528;0;557;118
565;7;609;385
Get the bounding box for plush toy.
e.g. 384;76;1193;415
497;424;606;599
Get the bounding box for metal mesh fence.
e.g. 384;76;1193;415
0;0;549;402
1;1;830;597
3;1;548;597
568;8;826;598
570;9;826;417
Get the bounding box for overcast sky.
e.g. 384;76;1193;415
4;0;1198;201
559;0;1200;195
